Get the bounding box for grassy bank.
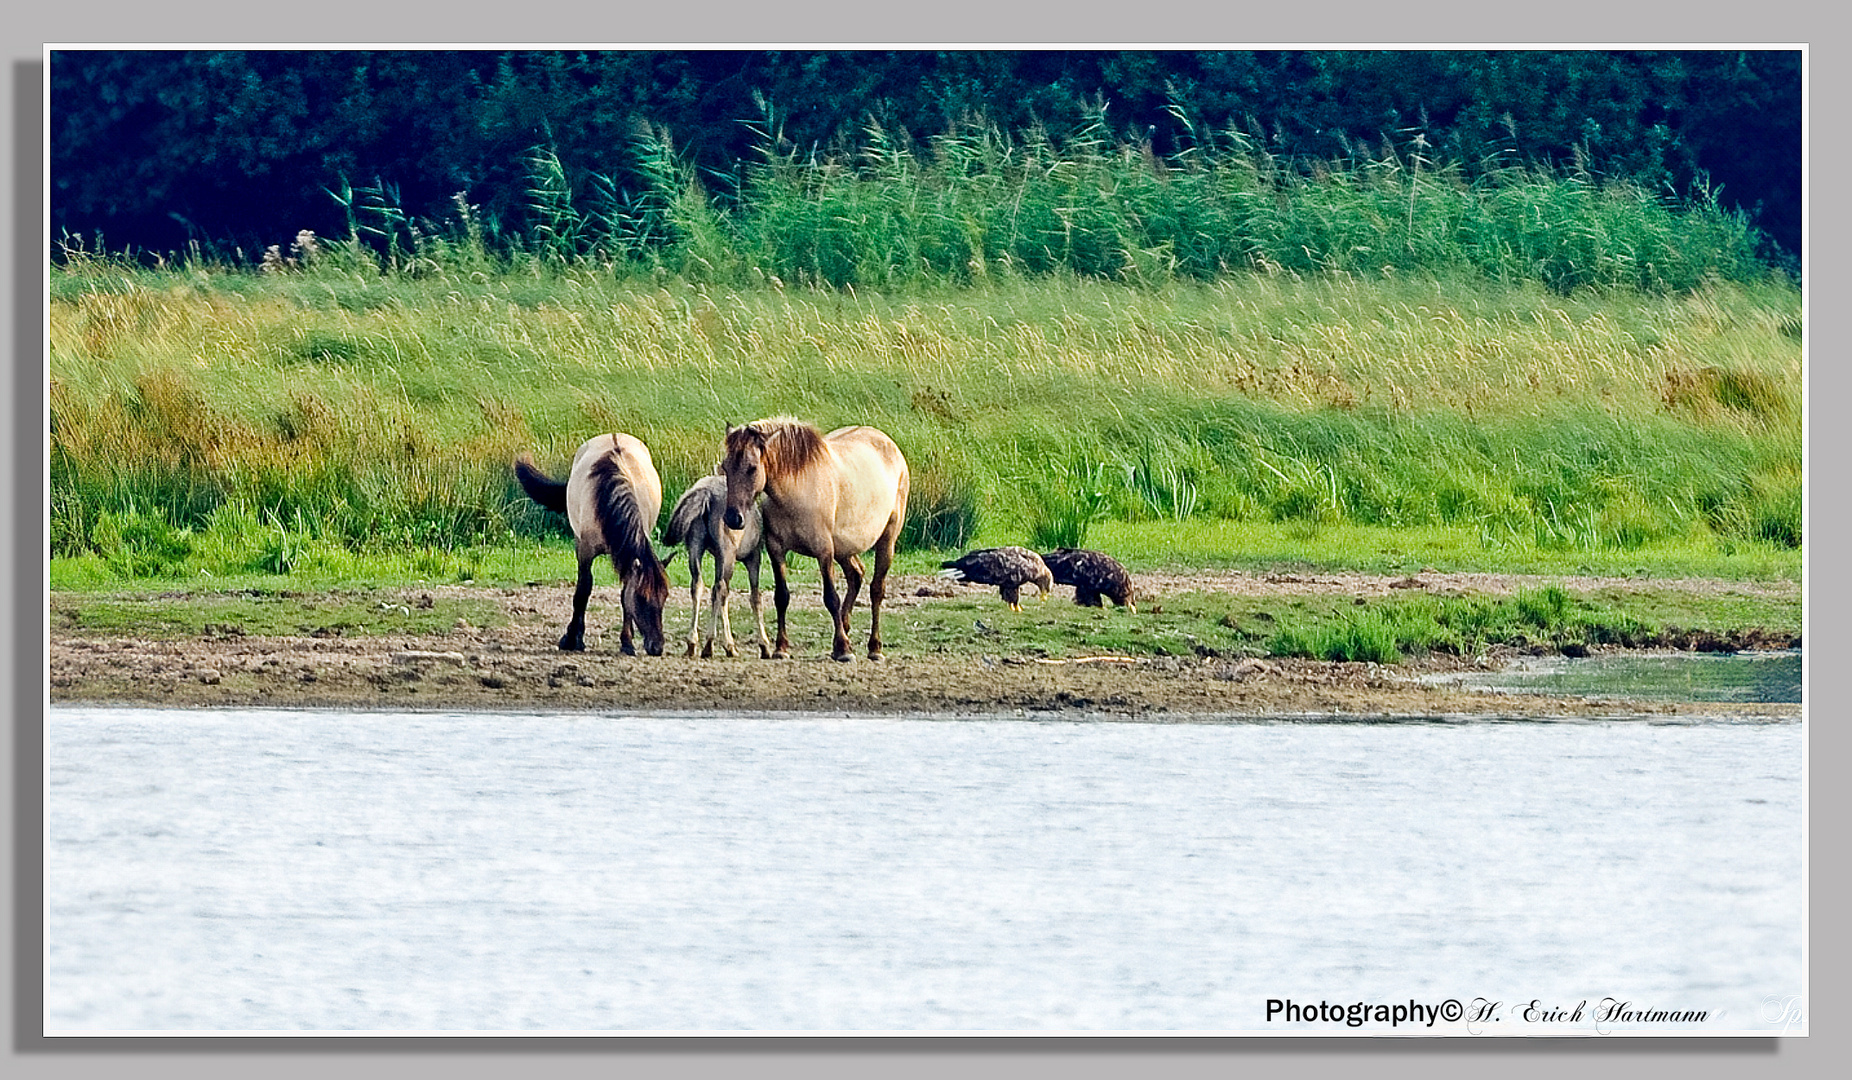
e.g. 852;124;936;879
49;574;1799;669
50;259;1801;585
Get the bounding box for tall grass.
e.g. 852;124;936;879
180;115;1774;296
716;116;1767;294
360;115;1764;296
48;248;1801;584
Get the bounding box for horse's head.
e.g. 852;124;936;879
720;424;769;532
622;550;677;657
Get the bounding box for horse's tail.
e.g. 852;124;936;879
514;453;568;515
588;453;656;566
664;480;715;547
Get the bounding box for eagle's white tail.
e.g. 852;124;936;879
936;568;967;581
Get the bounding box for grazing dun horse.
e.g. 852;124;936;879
720;418;909;661
515;433;674;656
664;472;771;658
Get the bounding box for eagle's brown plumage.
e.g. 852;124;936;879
1040;548;1137;613
937;546;1054;611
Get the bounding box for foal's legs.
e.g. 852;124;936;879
683;540;705;657
709;541;738;658
560;558;594;651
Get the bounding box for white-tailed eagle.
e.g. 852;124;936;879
937;547;1054;611
1040;548;1137;613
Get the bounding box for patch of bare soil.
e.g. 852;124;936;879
47;571;1799;720
1129;566;1801;602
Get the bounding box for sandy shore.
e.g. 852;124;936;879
49;570;1800;720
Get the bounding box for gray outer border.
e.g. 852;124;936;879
8;10;1839;1078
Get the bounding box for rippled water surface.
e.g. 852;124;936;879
49;707;1803;1033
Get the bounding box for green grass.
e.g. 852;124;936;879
48;573;1798;670
49;260;1801;588
48;510;1801;600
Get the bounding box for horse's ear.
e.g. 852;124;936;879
660;549;680;569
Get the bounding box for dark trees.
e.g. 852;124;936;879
50;49;1802;263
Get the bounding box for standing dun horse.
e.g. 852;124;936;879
720;418;909;662
515;434;675;656
664;472;770;659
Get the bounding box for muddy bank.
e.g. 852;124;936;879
47;634;1797;720
48;571;1800;720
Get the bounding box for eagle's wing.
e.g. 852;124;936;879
938;548;1007;585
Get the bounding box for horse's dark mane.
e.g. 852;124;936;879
588;454;661;577
738;417;828;480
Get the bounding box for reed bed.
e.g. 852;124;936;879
708;119;1767;295
133;116;1772;299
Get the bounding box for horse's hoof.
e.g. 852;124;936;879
771;650;790;661
684;643;697;658
832;651;854;663
759;646;773;660
558;637;585;652
621;643;637;657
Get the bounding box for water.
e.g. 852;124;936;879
1451;650;1802;704
48;707;1803;1034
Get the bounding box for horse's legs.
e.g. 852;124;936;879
744;548;771;659
684;541;704;657
867;520;899;660
767;541;793;659
560;558;593;651
818;552;852;662
617;557;638;657
837;552;865;635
